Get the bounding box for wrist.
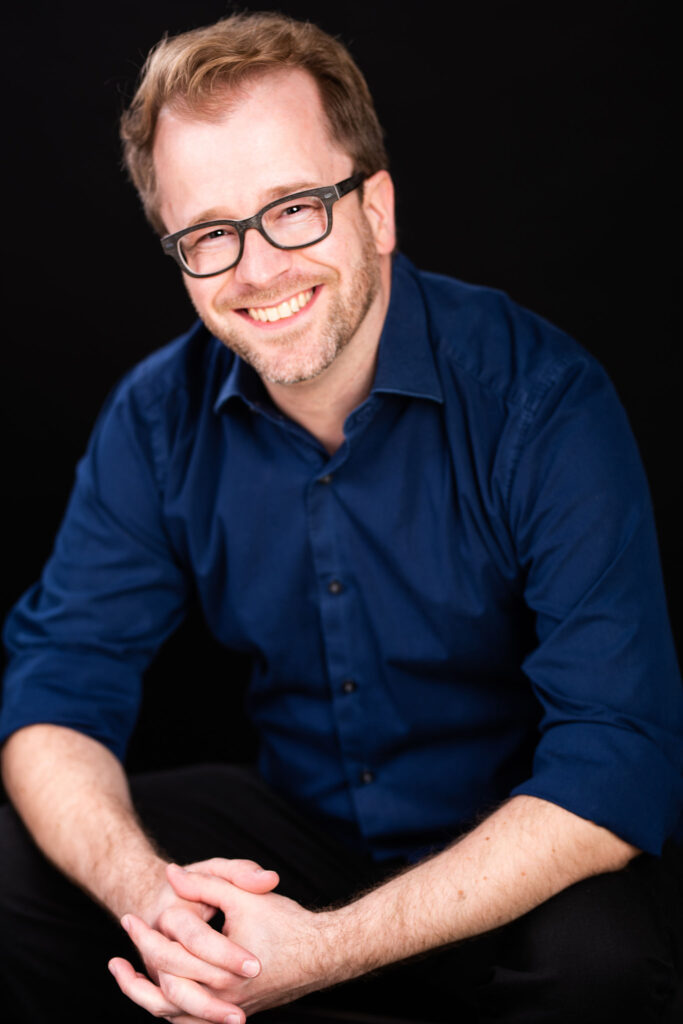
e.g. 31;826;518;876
109;855;170;925
310;905;366;988
136;861;219;931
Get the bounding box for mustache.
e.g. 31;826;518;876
216;275;330;312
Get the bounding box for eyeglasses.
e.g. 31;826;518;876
160;173;365;278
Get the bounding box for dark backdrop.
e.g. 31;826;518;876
1;1;678;773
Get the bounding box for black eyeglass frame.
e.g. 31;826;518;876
160;173;365;278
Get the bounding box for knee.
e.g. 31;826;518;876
554;938;675;1018
0;802;41;902
0;804;47;924
0;802;80;944
481;868;679;1021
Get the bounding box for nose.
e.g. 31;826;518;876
232;226;294;289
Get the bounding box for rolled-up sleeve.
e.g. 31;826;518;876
507;354;683;853
1;373;188;761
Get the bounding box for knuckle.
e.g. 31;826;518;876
183;916;203;939
204;857;229;872
207;965;234;988
158;906;182;933
159;973;180;1002
201;995;229;1022
157;908;173;931
177;917;205;950
156;949;177;974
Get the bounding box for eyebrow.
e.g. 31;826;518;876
189;180;322;227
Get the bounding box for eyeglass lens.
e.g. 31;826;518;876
179;195;329;275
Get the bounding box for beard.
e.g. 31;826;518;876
193;218;382;386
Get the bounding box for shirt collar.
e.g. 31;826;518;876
214;251;443;413
214;349;267;413
370;252;443;403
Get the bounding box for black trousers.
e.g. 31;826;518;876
1;763;681;1023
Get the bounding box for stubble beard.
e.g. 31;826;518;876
196;223;382;386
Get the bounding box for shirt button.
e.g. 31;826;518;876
360;770;375;785
328;579;343;595
341;679;357;694
319;474;333;485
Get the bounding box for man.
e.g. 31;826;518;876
1;11;681;1023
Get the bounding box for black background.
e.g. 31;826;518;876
1;2;678;770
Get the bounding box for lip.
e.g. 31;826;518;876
234;285;321;329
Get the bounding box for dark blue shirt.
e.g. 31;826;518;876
2;254;681;861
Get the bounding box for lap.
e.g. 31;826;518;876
1;761;681;1023
304;843;683;1022
126;762;382;907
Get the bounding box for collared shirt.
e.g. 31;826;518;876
2;254;681;861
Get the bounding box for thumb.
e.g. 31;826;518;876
180;857;279;893
166;861;278;908
166;863;234;909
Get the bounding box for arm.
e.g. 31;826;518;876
112;794;639;1020
2;723;278;1023
2;724;171;922
319;795;638;976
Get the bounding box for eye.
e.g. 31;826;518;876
269;200;322;228
280;203;311;218
184;225;238;252
200;227;234;243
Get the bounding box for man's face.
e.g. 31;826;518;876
153;70;394;387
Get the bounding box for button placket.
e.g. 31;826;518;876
305;468;369;794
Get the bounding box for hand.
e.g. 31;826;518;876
110;859;332;1021
109;858;280;1023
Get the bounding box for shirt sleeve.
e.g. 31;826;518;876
0;373;189;761
506;352;683;854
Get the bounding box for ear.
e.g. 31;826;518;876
361;170;396;255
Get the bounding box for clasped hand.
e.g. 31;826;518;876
109;858;327;1023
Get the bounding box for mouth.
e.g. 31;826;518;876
236;287;318;326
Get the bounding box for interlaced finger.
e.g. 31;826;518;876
123;913;255;987
153;906;261;977
109;957;244;1024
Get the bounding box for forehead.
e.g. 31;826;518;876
153;69;353;228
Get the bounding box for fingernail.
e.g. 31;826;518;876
242;958;260;977
120;915;130;931
108;960;117;976
225;1015;241;1024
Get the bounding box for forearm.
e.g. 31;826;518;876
1;723;167;921
118;795;639;1019
317;795;640;984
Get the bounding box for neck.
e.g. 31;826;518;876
263;260;391;455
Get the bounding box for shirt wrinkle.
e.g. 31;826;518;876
2;252;681;860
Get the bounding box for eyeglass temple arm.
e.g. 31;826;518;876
335;172;366;198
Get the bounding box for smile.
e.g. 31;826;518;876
245;288;315;323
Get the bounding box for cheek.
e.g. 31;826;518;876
184;278;221;313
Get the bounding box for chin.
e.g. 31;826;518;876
206;308;347;386
244;339;342;386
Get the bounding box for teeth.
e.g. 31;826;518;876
247;289;313;323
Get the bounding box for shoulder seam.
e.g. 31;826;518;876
503;352;579;505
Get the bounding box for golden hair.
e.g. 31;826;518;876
120;12;388;233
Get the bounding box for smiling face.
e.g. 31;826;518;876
153;69;395;388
